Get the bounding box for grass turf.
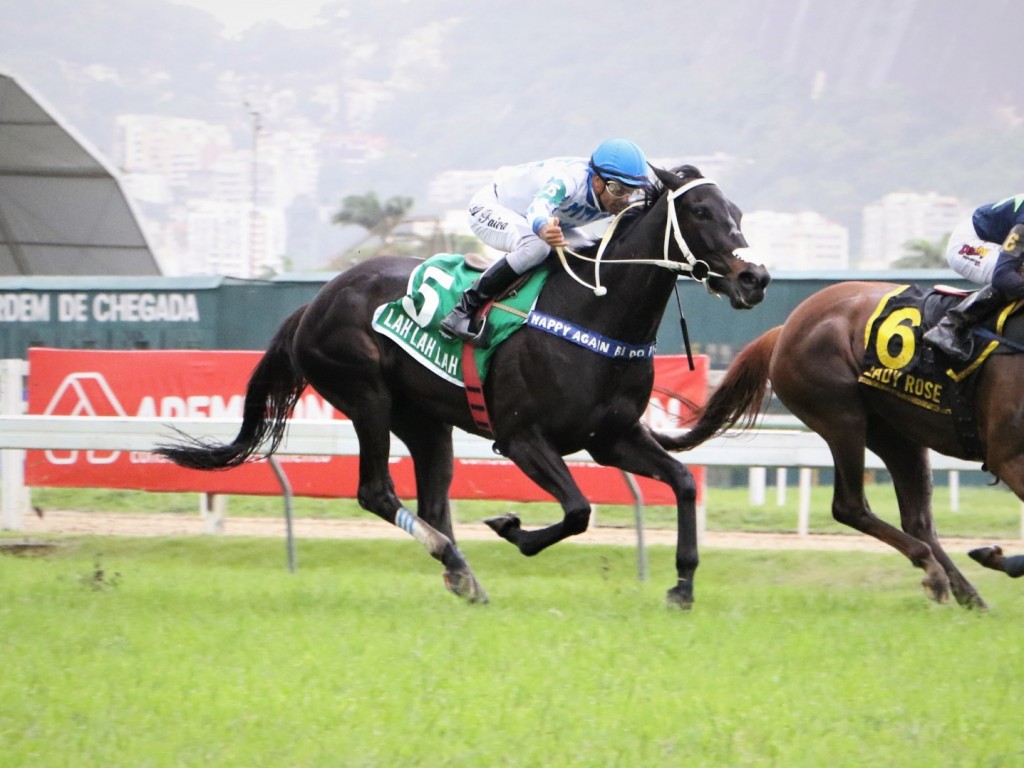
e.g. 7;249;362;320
2;536;1023;767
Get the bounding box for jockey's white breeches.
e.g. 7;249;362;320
945;216;1001;285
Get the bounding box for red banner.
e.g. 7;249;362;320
25;348;706;505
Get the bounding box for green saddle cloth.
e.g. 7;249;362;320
371;253;548;386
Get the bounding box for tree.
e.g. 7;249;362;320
331;191;414;256
892;235;949;269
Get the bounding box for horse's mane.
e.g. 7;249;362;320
669;164;705;184
629;164;705;219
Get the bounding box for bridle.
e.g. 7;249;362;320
555;177;722;296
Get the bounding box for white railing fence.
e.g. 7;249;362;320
1;358;1014;551
0;414;993;529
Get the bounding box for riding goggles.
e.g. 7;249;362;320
602;178;638;198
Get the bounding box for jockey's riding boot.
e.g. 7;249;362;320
921;285;1003;361
440;257;520;347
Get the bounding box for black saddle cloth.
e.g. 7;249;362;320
859;284;1024;461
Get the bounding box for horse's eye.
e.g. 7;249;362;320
693;207;711;220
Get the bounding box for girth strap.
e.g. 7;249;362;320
460;294;494;439
461;340;493;434
950;374;986;464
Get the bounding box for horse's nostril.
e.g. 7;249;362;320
739;267;771;290
738;268;771;293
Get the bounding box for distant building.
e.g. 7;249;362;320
114;113;338;275
860;192;969;269
742;211;849;271
183;200;285;278
119;172;173;206
260;130;322;209
320;133;387;164
114;114;234;186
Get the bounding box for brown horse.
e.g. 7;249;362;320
656;280;1012;609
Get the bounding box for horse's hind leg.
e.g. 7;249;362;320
867;424;986;609
778;366;952;603
390;413;488;603
821;427;952;604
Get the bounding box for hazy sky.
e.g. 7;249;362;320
167;0;331;36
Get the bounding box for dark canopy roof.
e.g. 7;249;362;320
0;71;159;276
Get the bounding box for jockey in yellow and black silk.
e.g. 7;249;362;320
922;194;1024;360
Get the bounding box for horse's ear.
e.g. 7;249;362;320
651;165;681;191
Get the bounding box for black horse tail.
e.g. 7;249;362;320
654;325;783;452
154;306;309;470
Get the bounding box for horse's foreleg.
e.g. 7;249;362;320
869;431;986;609
589;425;699;610
827;434;951;604
488;428;591;556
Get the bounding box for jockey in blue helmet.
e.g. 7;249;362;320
441;139;651;346
589;138;650;187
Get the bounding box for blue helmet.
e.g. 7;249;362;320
589;139;649;186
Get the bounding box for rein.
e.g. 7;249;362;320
555;177;720;296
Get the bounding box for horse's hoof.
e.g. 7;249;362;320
665;583;694;611
968;546;1005;572
960;593;989;611
444;568;489;605
921;577;951;604
950;579;990;610
483;512;521;539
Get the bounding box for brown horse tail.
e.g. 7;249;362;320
654;326;782;452
154;306;309;470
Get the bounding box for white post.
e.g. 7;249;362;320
1;359;29;531
199;492;226;534
948;470;959;513
749;467;767;506
797;467;812;536
775;468;787;506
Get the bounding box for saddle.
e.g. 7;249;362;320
370;253;548;387
919;287;1024;356
462;251;501;271
859;284;1024;461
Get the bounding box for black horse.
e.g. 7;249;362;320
156;166;770;608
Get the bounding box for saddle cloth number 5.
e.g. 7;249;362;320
402;265;456;327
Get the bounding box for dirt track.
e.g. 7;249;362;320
11;509;1017;554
